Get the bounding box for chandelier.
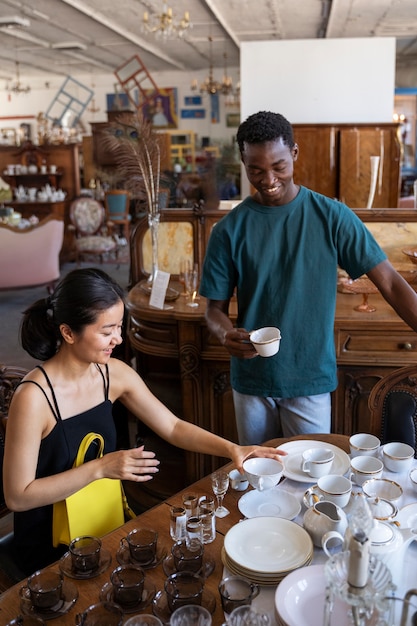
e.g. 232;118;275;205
142;2;191;40
191;39;235;96
6;61;31;95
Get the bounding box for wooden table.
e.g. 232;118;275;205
0;434;350;625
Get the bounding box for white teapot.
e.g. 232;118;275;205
303;500;348;549
344;520;417;587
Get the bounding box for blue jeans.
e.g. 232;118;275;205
232;390;331;445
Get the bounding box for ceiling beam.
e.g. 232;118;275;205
60;0;188;70
202;0;240;49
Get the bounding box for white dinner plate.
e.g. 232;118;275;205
277;440;350;483
238;487;301;520
395;502;417;531
275;564;351;626
224;517;313;574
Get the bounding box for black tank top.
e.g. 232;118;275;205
11;364;117;575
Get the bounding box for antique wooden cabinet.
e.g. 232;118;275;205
0;142;81;260
293;123;401;208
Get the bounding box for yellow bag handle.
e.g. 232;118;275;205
72;431;136;521
74;432;105;467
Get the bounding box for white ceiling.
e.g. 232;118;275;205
0;0;416;86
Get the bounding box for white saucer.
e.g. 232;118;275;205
275;564;351;626
276;440;350;483
238;487;301;520
395;502;417;531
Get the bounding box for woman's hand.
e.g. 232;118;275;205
231;445;287;473
99;446;160;482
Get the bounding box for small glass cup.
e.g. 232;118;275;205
170;604;212;625
219;576;260;616
120;528;157;565
124;616;163;626
20;569;64;611
182;492;199;518
170;506;187;541
198;496;216;544
172;539;204;573
164;572;204;612
186;516;203;544
69;536;101;574
110;564;145;608
76;601;124;625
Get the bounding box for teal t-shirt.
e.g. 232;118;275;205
199;186;387;398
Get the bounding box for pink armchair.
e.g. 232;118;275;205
0;215;64;291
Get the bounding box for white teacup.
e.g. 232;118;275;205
350;455;384;486
228;469;249;491
311;474;352;508
249;327;281;357
242;457;283;491
302;448;334;478
349;433;380;457
382;441;414;473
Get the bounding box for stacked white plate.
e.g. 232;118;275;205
222;517;313;586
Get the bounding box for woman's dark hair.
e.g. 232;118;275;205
236;111;295;154
21;268;126;361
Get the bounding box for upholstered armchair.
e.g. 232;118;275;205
68;197;118;264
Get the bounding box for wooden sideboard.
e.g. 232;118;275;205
126;282;417;485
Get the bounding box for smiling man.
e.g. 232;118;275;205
199;110;417;445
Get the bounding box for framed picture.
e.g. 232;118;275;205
142;88;178;128
106;92;131;112
181;109;205;119
185;96;202;106
226;113;240;128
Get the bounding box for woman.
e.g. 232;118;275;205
4;268;284;575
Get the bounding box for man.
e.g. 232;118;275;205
199;110;417;445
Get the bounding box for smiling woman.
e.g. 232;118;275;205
4;266;284;577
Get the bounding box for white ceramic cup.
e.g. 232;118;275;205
349;433;381;457
249;327;281;357
316;474;352;508
350;455;384;486
301;448;334;478
409;467;417;493
228;468;249;491
382;441;414;473
242;457;283;491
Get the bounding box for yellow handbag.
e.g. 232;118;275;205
52;432;135;547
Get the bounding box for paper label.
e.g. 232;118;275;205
149;270;170;309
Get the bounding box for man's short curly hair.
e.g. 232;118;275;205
236;111;295;154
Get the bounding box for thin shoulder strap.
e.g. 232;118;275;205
36;365;62;422
17;376;61;422
95;363;110;400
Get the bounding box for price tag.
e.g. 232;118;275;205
149;270;170;309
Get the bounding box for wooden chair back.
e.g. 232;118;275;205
0;365;28;515
368;365;417;456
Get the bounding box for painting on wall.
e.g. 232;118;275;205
181;109;205;119
142;88;178;128
226;113;240;128
106;92;132;112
